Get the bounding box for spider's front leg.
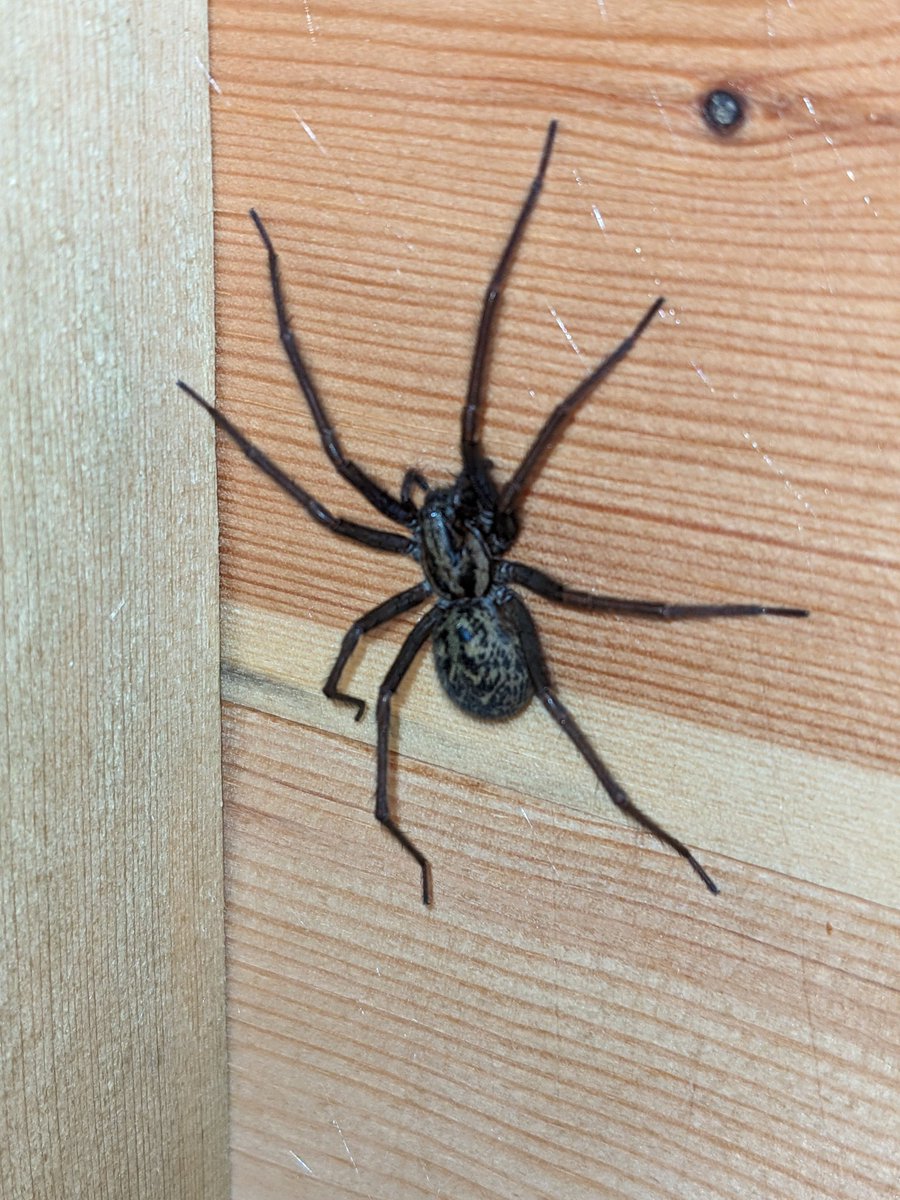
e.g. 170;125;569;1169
249;209;414;528
498;560;809;621
324;582;432;720
178;381;414;554
374;607;441;905
461;119;558;500
498;297;664;514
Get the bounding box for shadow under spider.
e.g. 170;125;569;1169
179;119;808;906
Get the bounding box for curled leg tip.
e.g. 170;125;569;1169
324;688;367;722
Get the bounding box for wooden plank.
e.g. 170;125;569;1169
207;1;899;1196
0;2;228;1198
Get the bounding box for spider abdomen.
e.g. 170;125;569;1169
432;591;533;720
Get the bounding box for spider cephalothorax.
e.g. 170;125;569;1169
417;484;495;600
179;120;807;905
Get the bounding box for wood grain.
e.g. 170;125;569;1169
207;1;899;1196
0;2;228;1197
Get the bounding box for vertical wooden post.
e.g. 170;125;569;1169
0;2;227;1196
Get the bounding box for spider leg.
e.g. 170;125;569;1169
249;209;414;528
499;296;663;512
505;588;719;893
179;382;413;555
461;120;558;494
375;605;442;905
324;582;432;720
498;560;809;620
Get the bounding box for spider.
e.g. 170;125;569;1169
178;119;808;906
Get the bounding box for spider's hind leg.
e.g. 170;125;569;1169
374;606;442;905
505;588;719;894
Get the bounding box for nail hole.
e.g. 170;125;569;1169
701;89;746;135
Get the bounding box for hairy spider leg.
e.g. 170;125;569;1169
498;560;809;620
375;607;443;905
324;582;433;720
498;296;663;512
249;209;414;528
505;589;720;893
460;119;558;501
178;381;413;554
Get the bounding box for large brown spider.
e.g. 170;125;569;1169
179;120;807;905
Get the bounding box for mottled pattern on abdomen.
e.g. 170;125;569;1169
432;595;533;720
